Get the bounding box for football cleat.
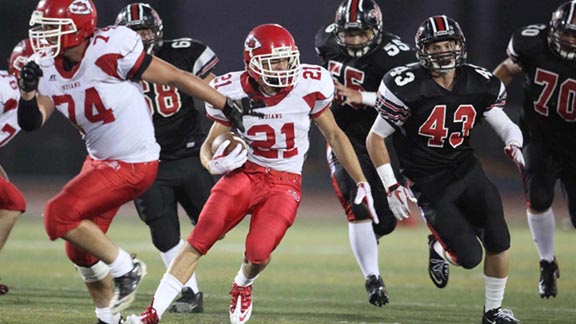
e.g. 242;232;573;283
364;274;389;307
482;306;520;324
538;258;560;299
168;287;204;313
111;258;147;313
0;283;8;296
229;283;253;324
428;235;449;288
124;307;159;324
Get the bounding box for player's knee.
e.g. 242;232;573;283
0;181;26;212
528;189;554;212
44;196;80;240
372;214;397;237
152;233;181;253
245;244;273;265
457;250;483;269
76;260;110;283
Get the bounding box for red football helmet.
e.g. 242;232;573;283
28;0;97;58
243;24;300;88
8;39;35;78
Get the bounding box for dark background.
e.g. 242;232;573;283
0;0;567;192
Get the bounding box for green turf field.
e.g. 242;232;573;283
0;215;575;324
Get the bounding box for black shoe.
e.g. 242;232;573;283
482;307;519;324
0;283;8;296
168;287;204;313
364;274;389;307
428;235;449;288
428;235;450;288
111;258;147;313
539;258;560;298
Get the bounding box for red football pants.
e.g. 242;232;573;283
0;176;26;212
188;162;302;264
44;156;158;266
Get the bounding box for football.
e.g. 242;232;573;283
211;132;247;155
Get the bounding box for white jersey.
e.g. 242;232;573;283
206;64;334;174
36;26;159;162
0;71;21;148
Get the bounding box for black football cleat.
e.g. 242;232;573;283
168;287;204;313
482;306;520;324
111;258;147;313
428;235;449;288
364;274;389;307
538;258;560;299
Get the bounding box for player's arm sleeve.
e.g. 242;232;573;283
374;78;409;127
113;27;152;80
193;45;219;79
310;67;335;118
484;82;523;147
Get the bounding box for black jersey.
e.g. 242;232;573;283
142;38;218;161
314;23;415;152
507;24;576;164
377;63;506;181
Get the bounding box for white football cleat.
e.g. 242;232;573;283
229;283;253;324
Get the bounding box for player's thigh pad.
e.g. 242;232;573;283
523;140;559;211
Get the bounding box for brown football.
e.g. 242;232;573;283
211;132;247;155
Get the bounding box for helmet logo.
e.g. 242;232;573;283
368;8;380;21
69;0;93;15
244;34;262;57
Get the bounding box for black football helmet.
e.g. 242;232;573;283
334;0;383;57
548;1;576;60
415;15;466;73
115;2;163;54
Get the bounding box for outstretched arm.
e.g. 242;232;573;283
493;58;524;86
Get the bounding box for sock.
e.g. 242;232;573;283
527;208;555;262
160;240;199;292
152;273;184;319
108;249;133;277
234;266;258;287
484;275;507;311
95;306;121;324
348;222;379;278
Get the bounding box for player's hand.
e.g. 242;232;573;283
19;61;43;92
209;139;247;175
334;80;363;109
386;183;412;221
504;144;525;169
222;98;245;133
354;181;379;224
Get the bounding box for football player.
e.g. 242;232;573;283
115;2;217;314
366;16;522;324
314;0;415;306
493;0;576;299
125;23;378;324
0;39;33;296
17;0;247;323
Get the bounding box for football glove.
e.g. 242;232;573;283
386;183;413;221
19;61;43;92
504;144;525;169
209;139;247;175
353;181;379;224
222;98;245;133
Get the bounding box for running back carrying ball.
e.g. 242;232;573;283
211;132;247;155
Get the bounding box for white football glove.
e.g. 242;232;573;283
354;181;379;224
376;163;414;221
504;144;525;169
209;140;247;175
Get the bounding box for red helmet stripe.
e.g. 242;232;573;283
130;3;140;21
434;16;447;31
348;0;360;23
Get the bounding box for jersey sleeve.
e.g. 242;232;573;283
483;80;508;116
309;66;335;117
192;44;218;79
94;26;147;81
375;74;411;127
506;24;547;68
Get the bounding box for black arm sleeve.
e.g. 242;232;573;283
18;98;43;131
